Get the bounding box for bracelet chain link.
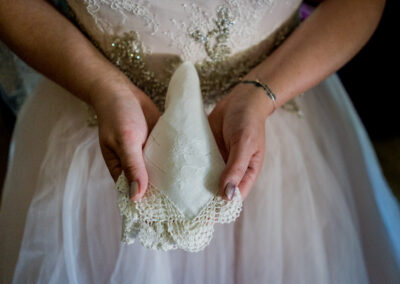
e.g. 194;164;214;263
237;77;277;114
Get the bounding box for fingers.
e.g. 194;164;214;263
116;132;148;201
237;150;264;200
220;133;253;201
207;111;228;161
220;131;265;201
101;128;149;201
99;142;123;182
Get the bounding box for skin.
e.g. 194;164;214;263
0;0;385;202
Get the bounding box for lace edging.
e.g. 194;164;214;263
115;171;243;252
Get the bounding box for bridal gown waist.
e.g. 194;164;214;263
65;0;303;125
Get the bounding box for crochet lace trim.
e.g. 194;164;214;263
115;172;243;252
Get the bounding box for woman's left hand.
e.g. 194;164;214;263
208;82;273;201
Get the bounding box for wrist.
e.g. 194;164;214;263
237;75;276;119
251;86;275;120
88;72;142;112
229;81;274;121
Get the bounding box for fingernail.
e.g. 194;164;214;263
130;181;139;199
224;182;236;200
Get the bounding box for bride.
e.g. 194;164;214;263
1;0;399;283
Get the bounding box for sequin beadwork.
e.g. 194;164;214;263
67;1;303;126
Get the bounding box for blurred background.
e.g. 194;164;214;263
0;0;399;200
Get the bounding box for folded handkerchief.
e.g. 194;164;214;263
115;61;243;252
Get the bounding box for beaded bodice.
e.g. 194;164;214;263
66;0;303;125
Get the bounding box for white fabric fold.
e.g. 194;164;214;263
143;61;226;219
115;61;243;251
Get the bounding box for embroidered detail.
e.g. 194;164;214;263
107;30;169;110
89;8;301;125
281;93;304;117
115;171;243;252
66;2;303;126
189;6;235;62
82;0;159;35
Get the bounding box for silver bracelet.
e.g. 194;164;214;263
237;77;277;114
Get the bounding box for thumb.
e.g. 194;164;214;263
118;142;149;201
220;136;252;201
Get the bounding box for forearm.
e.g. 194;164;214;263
246;0;385;117
0;0;131;106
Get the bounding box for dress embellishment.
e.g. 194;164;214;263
66;1;303;125
82;0;159;34
189;6;235;62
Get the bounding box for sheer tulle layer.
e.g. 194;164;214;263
1;74;399;283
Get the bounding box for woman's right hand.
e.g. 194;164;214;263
90;78;160;201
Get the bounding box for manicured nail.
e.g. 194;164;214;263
130;181;139;199
224;182;236;200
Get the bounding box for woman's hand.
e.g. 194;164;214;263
208;82;273;201
90;79;160;201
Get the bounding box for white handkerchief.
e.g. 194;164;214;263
115;61;243;252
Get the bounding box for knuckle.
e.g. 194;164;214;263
245;170;257;184
117;127;138;145
229;165;247;179
124;162;141;175
252;150;265;165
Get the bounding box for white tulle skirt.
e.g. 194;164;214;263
1;74;399;284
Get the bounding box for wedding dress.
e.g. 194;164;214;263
1;0;399;283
